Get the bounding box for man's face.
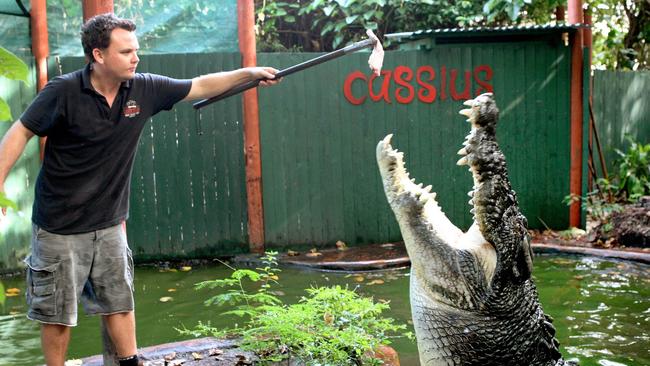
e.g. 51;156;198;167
96;28;140;80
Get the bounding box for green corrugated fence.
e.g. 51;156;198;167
3;50;648;270
592;70;650;177
258;41;572;249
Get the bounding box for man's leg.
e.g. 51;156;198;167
103;311;137;357
41;323;71;366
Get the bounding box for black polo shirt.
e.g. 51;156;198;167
20;64;192;234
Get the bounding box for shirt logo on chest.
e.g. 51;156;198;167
123;100;141;118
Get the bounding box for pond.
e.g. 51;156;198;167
1;254;648;366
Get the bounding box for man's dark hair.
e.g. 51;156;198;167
81;13;136;63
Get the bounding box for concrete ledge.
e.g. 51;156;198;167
532;243;650;264
234;241;650;271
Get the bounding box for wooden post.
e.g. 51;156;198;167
568;0;584;228
238;0;265;253
82;0;114;20
30;0;49;161
584;8;594;191
555;5;565;22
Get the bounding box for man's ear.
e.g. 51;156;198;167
92;48;104;64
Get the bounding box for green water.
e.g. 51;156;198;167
1;254;648;366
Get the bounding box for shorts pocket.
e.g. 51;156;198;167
24;255;60;316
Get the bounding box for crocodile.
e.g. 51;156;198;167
376;93;576;366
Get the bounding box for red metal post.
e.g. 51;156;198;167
30;0;49;160
82;0;114;21
568;0;584;227
584;9;594;191
238;0;265;253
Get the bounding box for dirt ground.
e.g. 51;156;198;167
530;197;650;252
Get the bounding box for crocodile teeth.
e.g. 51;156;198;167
459;108;472;118
456;156;468;166
423;185;432;193
463;99;475;106
467;191;474;197
457;147;468;155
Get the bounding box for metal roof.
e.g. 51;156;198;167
385;23;587;42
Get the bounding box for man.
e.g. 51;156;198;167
0;13;280;366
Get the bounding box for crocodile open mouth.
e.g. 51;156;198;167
376;93;500;283
377;93;498;228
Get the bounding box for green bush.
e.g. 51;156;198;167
614;138;650;202
180;252;412;365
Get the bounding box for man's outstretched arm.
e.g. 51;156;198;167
183;66;281;102
0;120;35;215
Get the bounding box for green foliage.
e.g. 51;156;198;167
563;138;648;227
192;252;282;325
613;138;650;201
0;191;18;211
0;46;30;122
564;179;623;223
181;251;412;365
482;0;565;23
586;0;649;70
254;0;484;51
0;281;5;308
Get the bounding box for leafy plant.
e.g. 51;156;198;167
253;0;484;51
181;251;412;365
0;46;29;122
613;138;650;201
0;191;17;211
564;178;623;223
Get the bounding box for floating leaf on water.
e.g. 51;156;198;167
269;290;285;296
5;288;20;297
287;250;300;256
354;276;365;282
9;311;20;315
192;352;203;360
306;248;322;257
159;296;174;303
168;268;178;272
180;266;192;272
367;279;385;285
167;288;177;292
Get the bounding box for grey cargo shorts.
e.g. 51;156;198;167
24;223;135;326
